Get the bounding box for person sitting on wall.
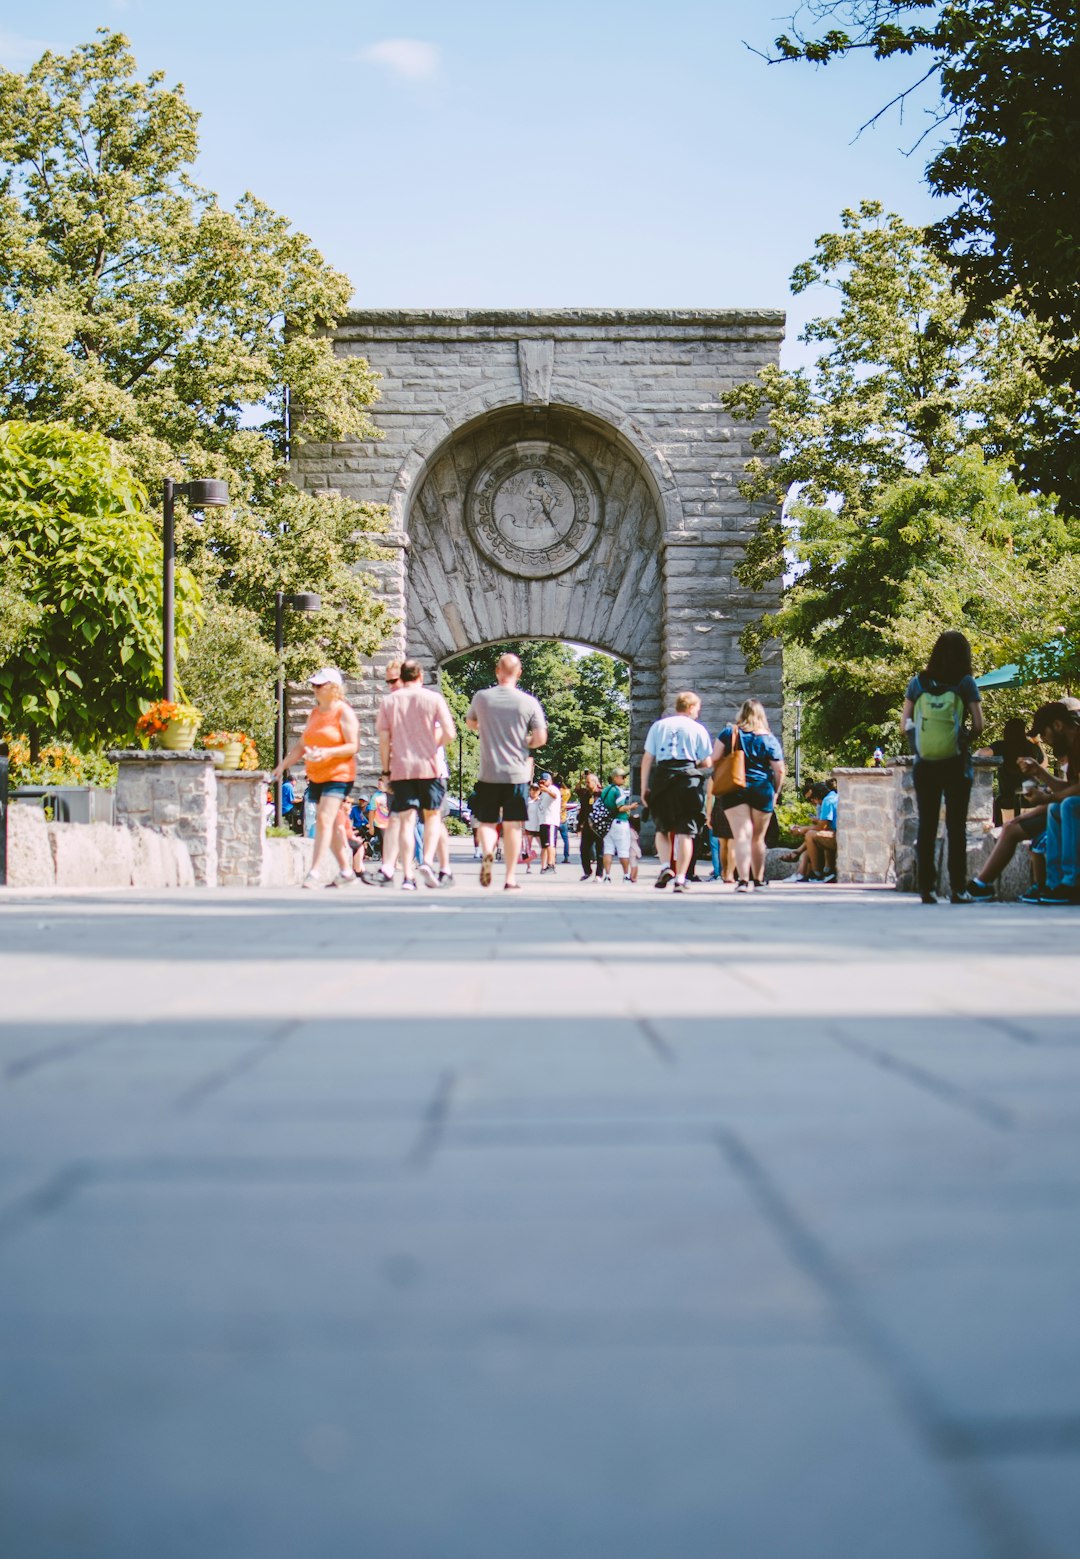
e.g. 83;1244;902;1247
967;698;1080;902
786;781;838;882
976;717;1044;826
1015;701;1080;905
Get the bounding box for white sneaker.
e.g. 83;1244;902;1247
333;870;356;887
418;862;438;888
301;872;324;891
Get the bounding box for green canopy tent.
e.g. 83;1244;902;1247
975;639;1067;691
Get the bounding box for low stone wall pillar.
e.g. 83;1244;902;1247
891;757;996;893
216;771;269;887
834;758;998;891
109;750;219;886
833;768;897;884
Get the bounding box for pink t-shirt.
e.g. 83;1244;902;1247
375;684;456;780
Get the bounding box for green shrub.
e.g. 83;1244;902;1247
775;798;816;849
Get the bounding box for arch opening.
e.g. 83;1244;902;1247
439;638;633;815
403;402;664;776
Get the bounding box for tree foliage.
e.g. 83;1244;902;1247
724;206;1080;760
0;29;380;503
177;486;396;685
0;31;394;758
0;419;201;746
769;2;1080;510
441;641;631;791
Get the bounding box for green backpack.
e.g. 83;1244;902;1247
913;684;964;760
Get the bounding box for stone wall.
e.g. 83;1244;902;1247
216;772;269;887
262;835;315;888
5;804;194;889
291;310;785;782
110;751;219;886
835;760;999;892
834;770;898;885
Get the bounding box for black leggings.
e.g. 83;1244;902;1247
914;757;972;894
580;826;604;876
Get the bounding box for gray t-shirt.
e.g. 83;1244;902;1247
467;685;546;783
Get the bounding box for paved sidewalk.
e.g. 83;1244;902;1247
1;858;1079;1559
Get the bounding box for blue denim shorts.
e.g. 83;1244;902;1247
306;780;351;804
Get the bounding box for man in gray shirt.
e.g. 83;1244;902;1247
466;653;548;890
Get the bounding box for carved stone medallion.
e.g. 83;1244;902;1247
466;441;603;579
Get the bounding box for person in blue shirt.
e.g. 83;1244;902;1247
640;691;714;893
791;780;838;882
712;699;786;892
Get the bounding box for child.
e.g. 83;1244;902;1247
628;813;642;884
524;782;542;873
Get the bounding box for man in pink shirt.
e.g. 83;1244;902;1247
363;659;457;890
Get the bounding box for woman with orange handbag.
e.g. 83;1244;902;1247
711;699;786;893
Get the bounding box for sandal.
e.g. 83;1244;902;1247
503;882;521;891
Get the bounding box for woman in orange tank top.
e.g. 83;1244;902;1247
272;667;359;889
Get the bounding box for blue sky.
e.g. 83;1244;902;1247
2;1;946;366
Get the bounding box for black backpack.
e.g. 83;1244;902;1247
588;795;614;836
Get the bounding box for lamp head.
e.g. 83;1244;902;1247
285;592;321;612
179;478;230;508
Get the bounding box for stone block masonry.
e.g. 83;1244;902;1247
291;310;785;785
111;751;219;886
835;760;999;893
216;772;270;888
4;802;194;889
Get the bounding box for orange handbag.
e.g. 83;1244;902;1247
711;726;747;797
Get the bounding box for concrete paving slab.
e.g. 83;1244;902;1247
1;858;1079;1557
0;1344;991;1559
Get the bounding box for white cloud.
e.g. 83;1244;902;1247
358;38;440;82
0;30;54;69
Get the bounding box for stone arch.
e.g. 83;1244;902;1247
401;400;665;767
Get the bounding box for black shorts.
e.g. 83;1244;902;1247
472;781;530;824
390;778;446;814
305;779;352;804
538;824;556;847
650;768;707;839
719;784;777;815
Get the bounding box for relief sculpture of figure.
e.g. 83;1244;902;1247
496;468;565;552
472;443;602;579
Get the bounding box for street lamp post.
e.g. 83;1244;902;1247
162;478;230;700
794;697;803;791
274;590;321;825
458;732;464;817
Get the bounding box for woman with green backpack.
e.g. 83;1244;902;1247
902;631;984;904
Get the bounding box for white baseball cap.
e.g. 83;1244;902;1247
309;666;343;687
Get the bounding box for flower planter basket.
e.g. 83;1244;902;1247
160;721;198;752
216;741;244;770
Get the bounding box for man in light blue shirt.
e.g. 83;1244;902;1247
640;691;714;892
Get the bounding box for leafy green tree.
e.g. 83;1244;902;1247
0;419;201;750
0;29;380;503
0;556;42;665
177;486;395;685
0;32;394;754
724;206;1080;757
768;2;1080;510
441;641;631;791
179;600;278;757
